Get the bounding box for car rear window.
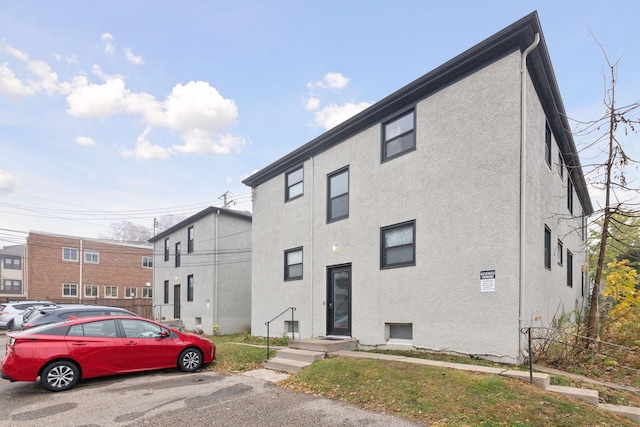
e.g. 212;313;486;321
20;323;70;336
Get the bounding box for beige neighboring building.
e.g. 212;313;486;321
0;245;25;300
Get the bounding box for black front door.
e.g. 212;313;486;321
327;265;351;336
174;284;181;319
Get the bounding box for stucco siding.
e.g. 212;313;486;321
252;52;528;360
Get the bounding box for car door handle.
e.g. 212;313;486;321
72;343;87;346
126;341;137;346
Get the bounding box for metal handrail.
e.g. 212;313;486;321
265;307;296;359
521;326;639;384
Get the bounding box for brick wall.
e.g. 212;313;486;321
27;233;153;306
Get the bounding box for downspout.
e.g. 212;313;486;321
518;33;540;363
79;239;83;302
307;156;315;338
214;210;220;327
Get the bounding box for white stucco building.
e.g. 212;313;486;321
243;12;593;363
149;207;252;334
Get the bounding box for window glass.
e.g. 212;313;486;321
545;123;552;168
544;226;551;269
63;248;78;261
285;248;303;280
381;221;415;268
121;319;163;338
286;167;304;200
85;250;99;263
328;168;349;222
383;110;415;160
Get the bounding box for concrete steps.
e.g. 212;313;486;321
263;338;357;374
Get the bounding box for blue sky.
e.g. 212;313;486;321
0;1;638;246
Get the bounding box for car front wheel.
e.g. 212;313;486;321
40;361;80;392
178;348;203;372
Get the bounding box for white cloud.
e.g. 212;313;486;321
52;52;78;64
119;128;173;160
305;96;321;111
309;72;349;90
101;33;115;54
124;48;144;65
1;43;244;160
0;169;17;195
313;102;371;130
0;62;35;96
2;45;29;61
75;136;96;146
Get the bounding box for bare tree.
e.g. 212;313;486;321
103;220;152;244
154;215;186;235
575;37;640;339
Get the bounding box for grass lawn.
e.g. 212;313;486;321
206;335;638;426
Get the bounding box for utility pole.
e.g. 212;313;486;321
218;191;234;208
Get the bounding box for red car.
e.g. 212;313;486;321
1;316;215;391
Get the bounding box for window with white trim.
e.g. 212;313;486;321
63;247;78;261
105;285;118;298
84;284;98;298
142;287;153;298
142;256;153;268
125;286;137;298
62;283;78;297
84;250;99;264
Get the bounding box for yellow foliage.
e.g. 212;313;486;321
603;259;639;321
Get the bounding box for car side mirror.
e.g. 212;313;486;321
161;330;169;338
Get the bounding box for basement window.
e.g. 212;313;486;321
285;320;299;339
386;323;413;341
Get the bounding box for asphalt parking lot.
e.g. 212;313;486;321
0;333;423;427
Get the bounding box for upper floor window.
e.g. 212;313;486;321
3;257;21;269
544;225;551;270
187;274;194;301
285;247;303;281
175;242;181;267
558;151;564;178
164;238;170;262
545;122;552;168
381;220;416;269
557;240;563;265
63;247;78;262
327;167;349;222
188;226;194;253
85;250;99;264
142;256;153;268
567;178;574;214
382;110;415;161
286;166;304;201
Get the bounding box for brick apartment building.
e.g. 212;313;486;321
26;232;153;316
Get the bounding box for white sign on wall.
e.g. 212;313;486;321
480;270;496;292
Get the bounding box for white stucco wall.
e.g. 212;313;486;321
153;211;252;334
251;49;588;363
